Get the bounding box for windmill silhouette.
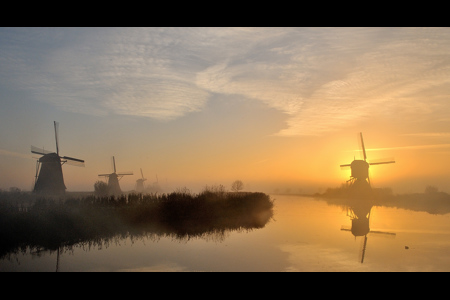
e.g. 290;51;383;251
135;168;147;193
340;132;395;191
341;201;396;263
98;156;133;195
31;121;85;194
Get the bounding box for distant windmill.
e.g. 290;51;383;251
135;168;147;193
340;132;395;190
31;121;85;194
98;156;133;195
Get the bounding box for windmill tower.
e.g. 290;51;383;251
340;132;395;191
98;156;133;195
135;168;147;193
31;121;85;195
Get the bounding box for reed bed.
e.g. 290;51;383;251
0;189;274;258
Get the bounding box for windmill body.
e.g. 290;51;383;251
98;156;133;195
340;133;395;191
349;160;369;181
31;121;85;195
34;153;66;194
135;168;147;193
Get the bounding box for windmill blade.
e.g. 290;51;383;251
369;230;396;236
360;132;367;161
62;155;84;163
140;168;144;179
54;121;59;156
31;145;53;155
117;172;133;176
98;173;111;177
112;156;116;173
369;161;395;165
360;235;368;263
63;159;85;167
341;226;352;232
62;156;85;167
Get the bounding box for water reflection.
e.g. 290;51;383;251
4;193;450;271
340;197;396;263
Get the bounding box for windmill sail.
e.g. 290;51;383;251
360;132;367;161
61;155;85;167
31;145;53;156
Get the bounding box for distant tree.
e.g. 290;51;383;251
231;180;244;192
94;181;109;196
203;184;227;194
425;185;439;194
9;187;21;193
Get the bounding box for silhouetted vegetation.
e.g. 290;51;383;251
231;180;244;192
0;188;274;259
94;180;109;196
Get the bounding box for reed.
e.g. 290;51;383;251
0;189;274;258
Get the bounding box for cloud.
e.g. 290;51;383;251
366;144;450;152
401;133;450;137
2;27;450;136
103;78;209;120
0;148;32;159
0;28;211;120
197;27;450;136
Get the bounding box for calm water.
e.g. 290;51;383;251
2;194;450;272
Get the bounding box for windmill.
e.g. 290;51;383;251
341;201;396;263
340;132;395;191
135;168;147;193
98;156;133;195
31;121;85;194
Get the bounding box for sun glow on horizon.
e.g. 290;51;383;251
1;28;450;194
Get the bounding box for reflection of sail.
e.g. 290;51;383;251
56;247;60;272
341;198;395;263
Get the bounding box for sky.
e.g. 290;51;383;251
1;27;450;194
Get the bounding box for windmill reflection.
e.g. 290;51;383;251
341;198;395;263
336;132;397;262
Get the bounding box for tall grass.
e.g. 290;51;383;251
0;189;274;258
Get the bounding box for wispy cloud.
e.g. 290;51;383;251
401;132;450;137
366;144;450;152
195;27;450;136
0;148;32;159
2;27;450;135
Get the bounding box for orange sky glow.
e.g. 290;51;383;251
1;27;450;194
